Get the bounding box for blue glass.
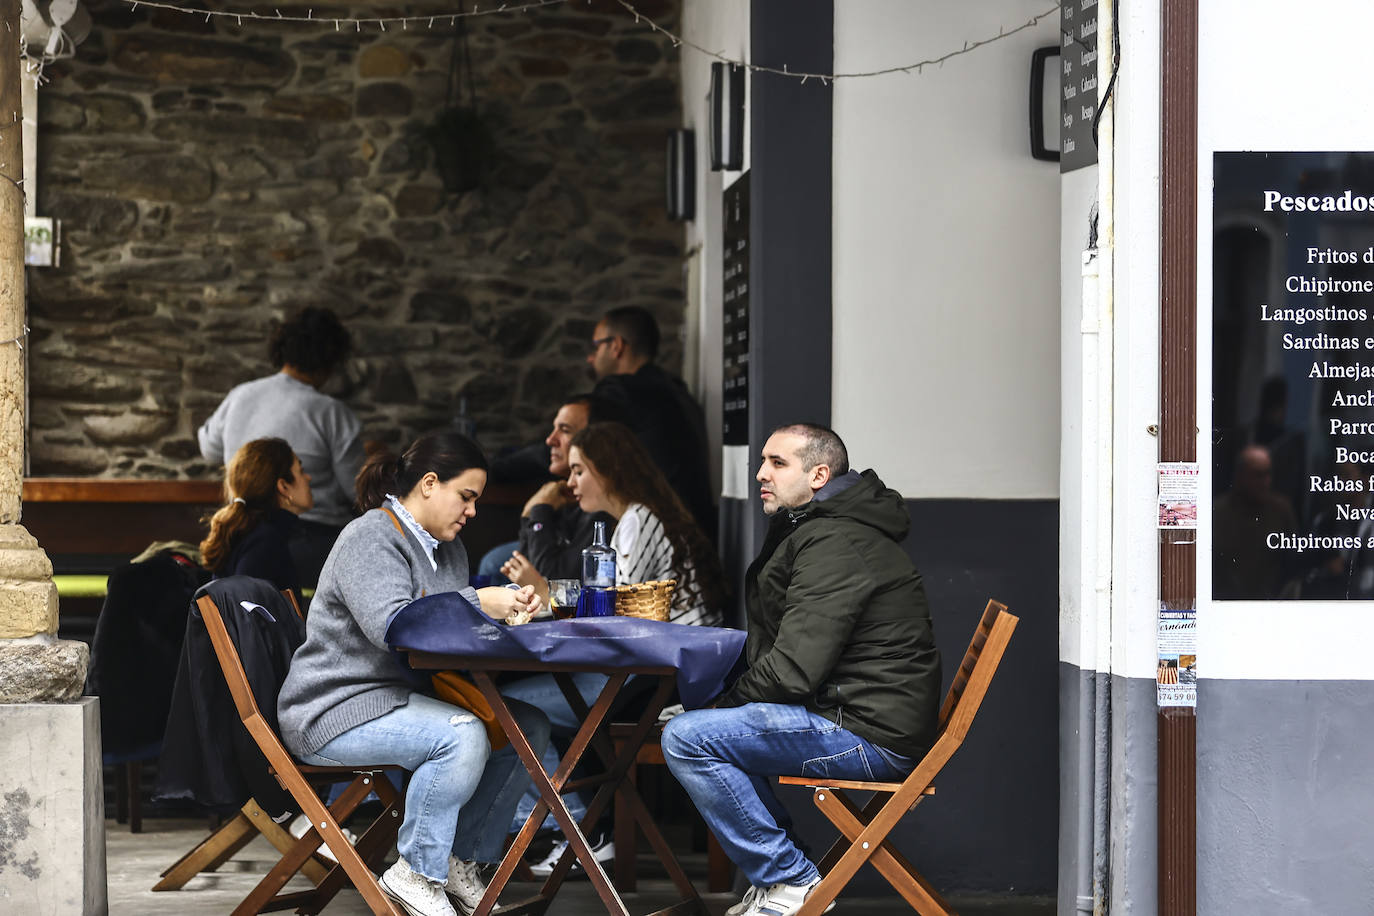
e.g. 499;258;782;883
576;588;616;618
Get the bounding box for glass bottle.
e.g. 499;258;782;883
579;521;617;616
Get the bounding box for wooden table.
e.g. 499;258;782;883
405;652;708;916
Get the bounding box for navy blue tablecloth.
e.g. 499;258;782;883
385;592;746;709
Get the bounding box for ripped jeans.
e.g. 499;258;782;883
661;703;913;888
300;692;550;882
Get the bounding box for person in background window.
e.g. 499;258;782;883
200;437;312;598
198;306;364;589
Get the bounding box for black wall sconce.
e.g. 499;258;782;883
666;129;695;221
709;62;745;171
1029;46;1061;162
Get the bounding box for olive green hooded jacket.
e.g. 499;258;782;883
716;469;942;758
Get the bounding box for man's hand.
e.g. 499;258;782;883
522;481;572;517
476;584;542;622
500;551;550;607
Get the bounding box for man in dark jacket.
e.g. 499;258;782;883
588;306;716;537
662;424;941;916
501;394;618;581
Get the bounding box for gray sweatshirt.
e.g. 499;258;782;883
277;507;479;757
198;372;365;528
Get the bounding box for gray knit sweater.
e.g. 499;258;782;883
277;507;479;757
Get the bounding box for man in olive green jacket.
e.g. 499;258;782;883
663;424;941;916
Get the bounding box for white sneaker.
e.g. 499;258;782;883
445;856;489;915
527;830;615;877
741;877;837;915
726;885;760;916
287;813;359;864
379;857;457;916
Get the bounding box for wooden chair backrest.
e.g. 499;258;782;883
934;600;1018;744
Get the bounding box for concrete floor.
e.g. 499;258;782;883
105;818;1054;915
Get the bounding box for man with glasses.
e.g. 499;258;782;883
587;306;715;537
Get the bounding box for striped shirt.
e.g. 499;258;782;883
611;503;722;628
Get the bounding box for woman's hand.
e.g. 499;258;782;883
477;584;542;622
500;551;550;606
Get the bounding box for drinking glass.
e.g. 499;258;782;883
548;579;582;619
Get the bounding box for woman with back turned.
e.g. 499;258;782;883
200;437;313;598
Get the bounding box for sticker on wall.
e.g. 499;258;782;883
1158;462;1199;529
1157;607;1197;708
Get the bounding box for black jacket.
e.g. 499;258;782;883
594;364;716;537
519;503;617;580
218;508;301;595
717;470;942;758
86;551;209;757
154;576;305;818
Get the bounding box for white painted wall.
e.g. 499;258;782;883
831;0;1060;499
680;1;749;503
1196;1;1374;680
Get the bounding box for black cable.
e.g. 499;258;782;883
1091;0;1120;149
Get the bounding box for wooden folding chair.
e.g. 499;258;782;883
780;599;1019;916
197;591;408;916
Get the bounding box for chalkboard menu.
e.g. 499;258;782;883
1060;0;1099;172
722;172;750;446
1213;151;1374;601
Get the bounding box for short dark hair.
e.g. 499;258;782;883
269;306;352;374
772;423;849;476
564;393;626;426
601;306;660;360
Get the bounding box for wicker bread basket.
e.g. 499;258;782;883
614;579;676;621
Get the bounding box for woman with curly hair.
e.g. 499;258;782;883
197;306;364;588
200;437;313;596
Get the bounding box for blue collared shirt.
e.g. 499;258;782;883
385;495;439;571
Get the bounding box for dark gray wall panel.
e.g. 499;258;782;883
1199;679;1374;914
889;498;1059;893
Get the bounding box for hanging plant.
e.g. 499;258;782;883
426;5;495;195
426;107;495;195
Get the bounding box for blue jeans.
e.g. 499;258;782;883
301;692;550;881
661;703;915;888
477;540;519;586
499;672;610;833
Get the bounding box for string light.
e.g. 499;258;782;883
114;0;1059;80
613;0;1060;82
116;0;565;30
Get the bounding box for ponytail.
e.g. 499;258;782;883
201;501;261;572
355;449;404;513
201;437;298;573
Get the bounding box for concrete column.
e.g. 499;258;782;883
0;2;105;912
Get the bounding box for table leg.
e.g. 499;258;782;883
569;675;704;905
472;671;631;916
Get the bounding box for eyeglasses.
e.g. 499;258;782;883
589;336;615;352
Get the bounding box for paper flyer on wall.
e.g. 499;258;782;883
1157;461;1199;529
1157;607;1196;707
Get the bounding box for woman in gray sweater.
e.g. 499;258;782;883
277;430;547;916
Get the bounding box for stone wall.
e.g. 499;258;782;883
28;0;683;477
